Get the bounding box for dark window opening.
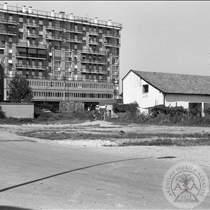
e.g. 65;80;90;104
143;84;149;93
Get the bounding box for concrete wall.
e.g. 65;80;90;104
59;101;84;113
123;71;164;113
165;94;210;108
0;103;34;118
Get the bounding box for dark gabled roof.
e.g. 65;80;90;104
130;70;210;95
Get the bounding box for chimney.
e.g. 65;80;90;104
108;19;112;26
22;5;26;13
59;11;65;18
94;17;98;24
28;6;32;14
51;10;54;17
69;13;74;20
3;2;7;10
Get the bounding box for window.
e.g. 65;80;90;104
143;84;149;94
39;35;43;42
54;42;61;50
54;61;61;70
39;19;43;25
54;50;61;59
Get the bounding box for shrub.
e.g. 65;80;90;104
0;106;6;119
113;102;140;118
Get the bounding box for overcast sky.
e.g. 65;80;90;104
7;1;210;91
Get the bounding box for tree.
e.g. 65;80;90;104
8;74;33;103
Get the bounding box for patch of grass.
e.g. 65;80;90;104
119;138;210;147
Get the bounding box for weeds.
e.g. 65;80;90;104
119;138;210;147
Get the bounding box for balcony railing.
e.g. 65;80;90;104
4;73;115;84
64;38;82;43
16;64;47;70
0;28;17;35
64;28;83;33
81;49;106;55
16;42;46;49
89;40;98;45
104;33;120;38
105;42;120;47
16;53;47;59
46;35;62;40
45;25;63;31
81;69;106;74
0;3;122;29
0;18;17;25
81;59;106;65
26;23;38;28
88;31;98;36
26;33;38;38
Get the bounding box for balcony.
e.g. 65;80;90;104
46;35;62;41
105;42;120;48
26;32;38;38
16;64;47;70
16;53;47;59
88;31;98;36
16;42;46;49
64;38;82;43
104;33;120;38
89;40;98;45
46;25;63;31
81;59;106;65
81;68;106;75
0;28;17;35
64;28;83;34
81;49;106;55
0;18;17;25
26;23;38;28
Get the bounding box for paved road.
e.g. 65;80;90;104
0;132;209;209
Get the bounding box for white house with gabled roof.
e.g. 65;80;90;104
122;70;210;114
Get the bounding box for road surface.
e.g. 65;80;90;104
0;131;209;209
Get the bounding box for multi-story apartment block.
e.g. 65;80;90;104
0;3;122;109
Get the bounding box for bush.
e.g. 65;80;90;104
113;102;139;118
0;106;6;119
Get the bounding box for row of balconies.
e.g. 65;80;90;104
15;64;47;70
16;53;47;59
16;42;46;49
80;49;107;55
81;59;106;65
80;68;107;74
0;28;17;35
0;18;17;25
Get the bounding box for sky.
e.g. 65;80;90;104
7;1;210;92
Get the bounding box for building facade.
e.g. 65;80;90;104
123;70;210;115
0;3;122;108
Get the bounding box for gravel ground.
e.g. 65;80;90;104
0;120;210;168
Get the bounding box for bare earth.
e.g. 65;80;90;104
1;120;210;168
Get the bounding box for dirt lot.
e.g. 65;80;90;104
1;120;210;168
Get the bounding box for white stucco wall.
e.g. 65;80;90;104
123;71;164;113
123;71;210;114
165;94;210;109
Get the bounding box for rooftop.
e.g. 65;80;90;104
0;3;122;29
130;70;210;95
